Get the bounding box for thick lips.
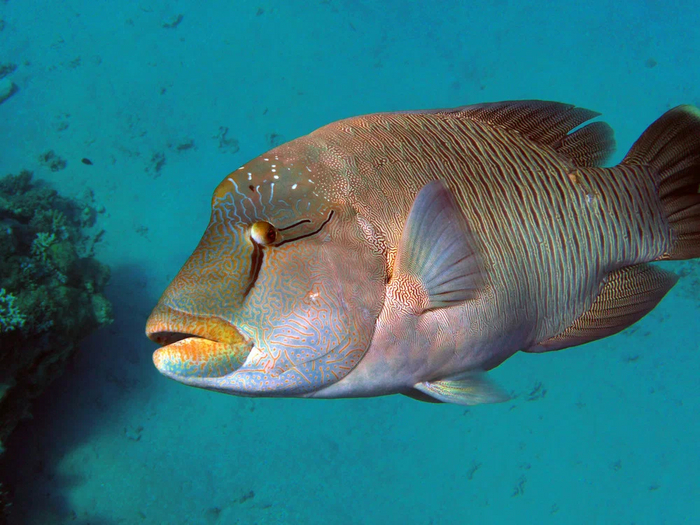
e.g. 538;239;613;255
146;304;253;379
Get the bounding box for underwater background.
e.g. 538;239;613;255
1;0;699;523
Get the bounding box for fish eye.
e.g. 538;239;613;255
250;221;279;246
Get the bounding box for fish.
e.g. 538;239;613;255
145;100;700;405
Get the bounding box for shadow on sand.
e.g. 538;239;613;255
1;263;164;525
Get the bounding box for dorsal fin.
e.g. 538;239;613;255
557;121;616;167
422;100;616;167
526;264;678;353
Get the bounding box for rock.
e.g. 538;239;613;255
0;78;16;105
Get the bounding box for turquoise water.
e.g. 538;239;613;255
1;1;699;523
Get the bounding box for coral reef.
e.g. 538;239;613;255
0;290;26;333
0;169;112;455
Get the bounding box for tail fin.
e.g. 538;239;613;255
622;105;700;260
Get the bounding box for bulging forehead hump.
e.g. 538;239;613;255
210;144;340;228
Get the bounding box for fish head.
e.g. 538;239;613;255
146;148;387;397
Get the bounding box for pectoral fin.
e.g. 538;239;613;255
414;371;509;405
393;180;485;311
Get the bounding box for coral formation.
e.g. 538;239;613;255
0;290;25;333
0;169;112;455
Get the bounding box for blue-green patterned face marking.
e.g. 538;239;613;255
147;148;387;396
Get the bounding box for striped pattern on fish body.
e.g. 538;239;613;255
298;104;670;352
147;100;700;405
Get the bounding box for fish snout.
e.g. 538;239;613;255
146;304;253;380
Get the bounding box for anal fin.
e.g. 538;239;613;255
526;264;678;353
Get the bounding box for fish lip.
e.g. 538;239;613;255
145;303;250;349
152;335;255;381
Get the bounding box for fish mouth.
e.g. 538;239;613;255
146;304;254;379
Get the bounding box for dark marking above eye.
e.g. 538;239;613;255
279;219;311;232
249;185;255;192
277;211;335;246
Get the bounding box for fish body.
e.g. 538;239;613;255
146;101;700;405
